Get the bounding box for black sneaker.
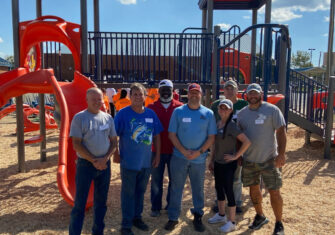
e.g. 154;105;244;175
132;218;149;231
248;214;269;230
273;221;285;235
236;206;243;214
120;228;134;235
164;220;178;231
193;213;206;232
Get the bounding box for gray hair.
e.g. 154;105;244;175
86;87;102;98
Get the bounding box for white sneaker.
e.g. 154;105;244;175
208;213;227;224
220;221;236;233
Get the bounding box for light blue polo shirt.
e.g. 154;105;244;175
168;104;217;163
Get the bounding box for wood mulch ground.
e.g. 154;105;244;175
1;114;335;234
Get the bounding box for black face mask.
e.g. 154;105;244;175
159;87;173;103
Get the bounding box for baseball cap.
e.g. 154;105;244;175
246;83;262;93
158;79;173;88
218;99;233;109
224;80;238;89
188;83;202;92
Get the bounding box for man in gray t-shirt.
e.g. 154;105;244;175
237;83;286;235
69;88;117;235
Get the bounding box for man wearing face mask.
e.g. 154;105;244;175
147;79;183;217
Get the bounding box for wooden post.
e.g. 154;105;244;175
36;0;47;162
205;0;214;107
265;0;272;24
211;25;221;102
324;0;335;159
81;0;88;74
250;9;257;83
305;131;311;146
12;0;25;172
94;0;102;82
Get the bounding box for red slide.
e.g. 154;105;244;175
0;15;99;208
0;68;96;208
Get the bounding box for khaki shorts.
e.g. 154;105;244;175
242;158;282;190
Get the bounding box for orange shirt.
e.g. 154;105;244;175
145;88;159;107
113;92;121;103
115;97;131;111
103;95;110;113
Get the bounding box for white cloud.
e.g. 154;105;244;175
0;37;3;43
258;0;330;23
216;23;231;30
272;0;330;12
243;15;251;20
323;33;328;37
324;16;330;22
117;0;136;5
271;7;303;22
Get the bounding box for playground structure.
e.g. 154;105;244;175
2;0;335;210
0;16;98;208
0;104;57;133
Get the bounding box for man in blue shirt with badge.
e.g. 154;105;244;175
114;83;163;235
164;83;217;232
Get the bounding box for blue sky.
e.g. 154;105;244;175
0;0;331;66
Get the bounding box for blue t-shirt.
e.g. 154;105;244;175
114;106;163;170
168;104;217;163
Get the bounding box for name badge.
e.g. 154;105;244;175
182;118;191;123
255;119;264;125
145;118;153;123
99;124;109;130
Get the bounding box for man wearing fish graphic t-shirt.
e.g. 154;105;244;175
114;83;163;235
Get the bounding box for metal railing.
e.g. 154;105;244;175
289;69;328;128
217;24;290;94
87;31;213;85
217;25;241;83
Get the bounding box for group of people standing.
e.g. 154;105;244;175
68;79;286;235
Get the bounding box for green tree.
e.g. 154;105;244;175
5;55;14;64
291;51;313;68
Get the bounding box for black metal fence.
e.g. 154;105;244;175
87;32;213;85
42;42;75;81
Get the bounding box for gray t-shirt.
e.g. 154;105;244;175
70;110;117;158
214;120;242;164
237;102;286;163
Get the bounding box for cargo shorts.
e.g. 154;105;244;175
242;158;282;190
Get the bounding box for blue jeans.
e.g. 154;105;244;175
121;167;151;229
168;156;206;221
233;165;243;207
150;153;171;211
69;158;111;235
